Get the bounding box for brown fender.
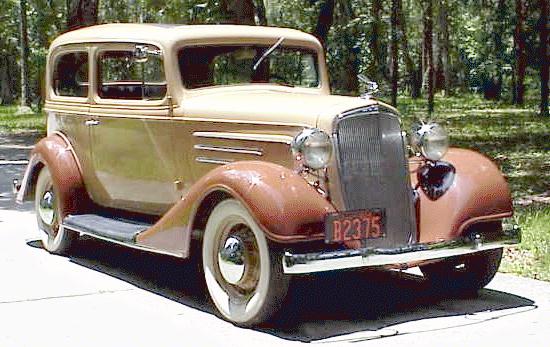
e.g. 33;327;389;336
16;133;89;218
411;148;513;243
136;161;335;256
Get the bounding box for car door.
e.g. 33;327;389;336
86;43;179;215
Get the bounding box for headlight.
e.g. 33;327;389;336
411;122;449;161
291;128;332;170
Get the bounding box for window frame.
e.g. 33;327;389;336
93;42;168;106
174;40;325;93
49;46;91;103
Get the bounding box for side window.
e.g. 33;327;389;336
53;52;88;98
98;47;166;100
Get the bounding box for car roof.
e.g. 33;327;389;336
50;23;322;50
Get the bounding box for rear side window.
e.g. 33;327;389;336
98;48;166;100
53;52;88;98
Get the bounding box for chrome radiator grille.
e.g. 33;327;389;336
334;106;416;246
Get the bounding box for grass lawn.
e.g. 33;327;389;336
397;95;550;281
1;96;549;280
0;105;46;135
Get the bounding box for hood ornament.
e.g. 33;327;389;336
358;74;379;99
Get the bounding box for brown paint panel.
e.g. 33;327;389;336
22;135;90;218
412;148;513;242
136;161;335;255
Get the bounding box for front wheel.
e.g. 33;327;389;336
202;199;289;326
420;248;503;294
35;166;77;254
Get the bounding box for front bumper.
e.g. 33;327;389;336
282;224;520;274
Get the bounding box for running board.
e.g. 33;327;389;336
62;214;184;257
63;214;151;243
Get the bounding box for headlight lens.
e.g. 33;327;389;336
291;128;332;170
411;122;449;161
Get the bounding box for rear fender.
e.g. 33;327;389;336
412;148;513;242
16;133;89;218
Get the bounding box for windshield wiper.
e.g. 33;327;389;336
253;37;285;71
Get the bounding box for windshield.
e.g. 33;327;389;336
178;44;319;89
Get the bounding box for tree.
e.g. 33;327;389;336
255;0;268;25
67;0;99;31
539;0;549;117
514;0;527;104
438;0;451;96
19;0;30;107
368;0;385;83
423;0;434;114
219;0;256;25
390;0;400;106
313;0;335;49
493;0;507;100
399;0;421;98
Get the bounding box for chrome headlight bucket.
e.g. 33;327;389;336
291;128;333;170
411;122;449;161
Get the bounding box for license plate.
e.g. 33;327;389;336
325;209;385;243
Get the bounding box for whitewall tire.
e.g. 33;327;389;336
35;166;77;254
202;199;289;326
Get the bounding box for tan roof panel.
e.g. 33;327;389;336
50;23;321;49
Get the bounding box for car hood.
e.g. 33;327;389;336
179;88;384;129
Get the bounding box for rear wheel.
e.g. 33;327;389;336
202;199;289;326
35;166;77;254
420;248;503;294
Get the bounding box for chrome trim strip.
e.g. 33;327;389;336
61;224;185;258
282;225;521;274
196;157;234;165
0;160;29;165
194;144;263;156
193;131;293;144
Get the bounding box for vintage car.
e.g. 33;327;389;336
16;23;520;326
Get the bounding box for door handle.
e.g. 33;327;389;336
85;119;100;126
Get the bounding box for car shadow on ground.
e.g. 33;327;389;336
27;237;536;343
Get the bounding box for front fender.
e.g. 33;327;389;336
413;148;513;242
16;133;89;217
136;161;335;256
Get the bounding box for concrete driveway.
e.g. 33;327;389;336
0;134;548;346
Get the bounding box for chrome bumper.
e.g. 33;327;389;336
282;224;520;274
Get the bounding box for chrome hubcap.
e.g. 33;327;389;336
38;189;55;226
216;223;260;296
218;236;246;285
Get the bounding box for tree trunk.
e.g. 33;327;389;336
439;0;451;96
493;0;507;100
66;0;99;31
0;55;15;105
424;0;434;114
19;0;29;107
313;0;335;50
398;1;421;98
220;0;256;25
369;0;384;82
539;0;549;117
390;0;400;106
514;0;527;104
255;0;267;25
337;0;360;95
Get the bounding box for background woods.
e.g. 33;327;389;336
0;0;548;115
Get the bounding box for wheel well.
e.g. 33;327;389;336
26;162;45;201
186;190;232;261
191;190;232;237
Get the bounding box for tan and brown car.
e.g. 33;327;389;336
16;23;519;326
